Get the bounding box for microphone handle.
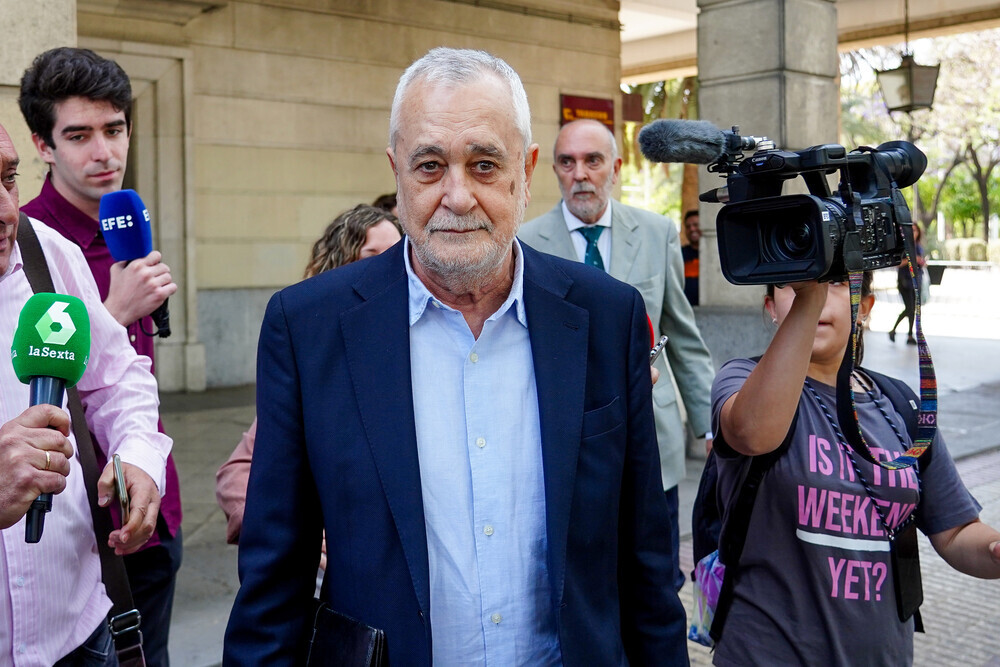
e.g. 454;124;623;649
150;297;171;338
25;376;67;544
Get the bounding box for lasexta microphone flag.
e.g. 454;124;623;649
11;292;90;542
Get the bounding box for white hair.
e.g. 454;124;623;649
389;47;532;151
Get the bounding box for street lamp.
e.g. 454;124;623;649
875;0;940;113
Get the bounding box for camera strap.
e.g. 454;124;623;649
834;182;937;471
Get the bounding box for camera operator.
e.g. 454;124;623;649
708;273;1000;666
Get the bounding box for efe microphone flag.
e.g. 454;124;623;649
98;189;153;261
98;189;171;337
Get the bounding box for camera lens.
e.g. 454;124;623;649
769;222;813;260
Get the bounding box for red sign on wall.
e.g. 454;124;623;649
560;94;614;128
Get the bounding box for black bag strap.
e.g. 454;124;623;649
16;214;146;664
709;360;928;643
709;406;796;643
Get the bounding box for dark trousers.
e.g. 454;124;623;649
54;621;118;667
664;485;685;592
123;526;183;667
893;285;916;336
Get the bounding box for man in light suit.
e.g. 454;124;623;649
519;119;714;591
223;48;688;666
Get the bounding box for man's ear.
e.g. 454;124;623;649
611;156;623;186
386;146;398;178
31;134;55;167
523;143;540;206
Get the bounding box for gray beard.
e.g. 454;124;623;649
409;204;522;293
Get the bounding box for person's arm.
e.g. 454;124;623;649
216;418;257;544
47;229;171;554
929;520;1000;578
224;292;324;665
104;250;178;327
659;218;714;439
719;282;826;456
620;289;689;665
0;405;75;529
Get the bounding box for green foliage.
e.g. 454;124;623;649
941;169;983;229
619;78;698;219
840;28;1000;241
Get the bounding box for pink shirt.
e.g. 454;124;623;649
0;219;170;665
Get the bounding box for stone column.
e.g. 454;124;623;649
695;0;839;364
0;0;76;190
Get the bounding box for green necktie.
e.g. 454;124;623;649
576;225;605;271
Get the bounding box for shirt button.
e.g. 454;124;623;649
469;352;479;363
130;334;136;342
491;613;502;624
476;437;486;448
17;644;25;654
484;524;494;536
15;576;24;587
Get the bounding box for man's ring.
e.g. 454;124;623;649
44;451;51;471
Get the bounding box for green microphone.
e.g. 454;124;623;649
10;292;90;543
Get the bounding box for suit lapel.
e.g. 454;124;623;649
530;206;578;261
340;248;430;616
608;201;641;283
521;246;589;608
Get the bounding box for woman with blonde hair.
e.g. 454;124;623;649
303;204;402;279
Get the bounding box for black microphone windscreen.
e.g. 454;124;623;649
638;119;726;165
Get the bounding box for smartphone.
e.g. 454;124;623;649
649;334;669;365
112;454;130;519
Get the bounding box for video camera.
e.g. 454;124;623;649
702;130;927;285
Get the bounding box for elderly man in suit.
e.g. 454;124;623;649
519;118;714;592
223;48;688;666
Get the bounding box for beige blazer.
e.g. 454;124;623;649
519;200;714;489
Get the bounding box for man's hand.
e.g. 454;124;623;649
0;406;74;529
105;250;178;327
98;461;160;554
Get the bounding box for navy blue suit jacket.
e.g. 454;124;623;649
223;241;688;666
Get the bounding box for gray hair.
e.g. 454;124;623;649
389;47;532;152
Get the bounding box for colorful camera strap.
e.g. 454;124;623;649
835;200;937;471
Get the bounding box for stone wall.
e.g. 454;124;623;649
67;0;624;387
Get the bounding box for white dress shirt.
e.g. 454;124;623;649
561;200;613;271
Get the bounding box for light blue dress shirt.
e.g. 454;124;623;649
405;238;562;665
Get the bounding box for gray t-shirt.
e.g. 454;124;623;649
711;358;981;667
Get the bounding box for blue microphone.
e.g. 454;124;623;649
98;190;170;337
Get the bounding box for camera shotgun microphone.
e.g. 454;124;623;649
11;293;91;543
98;189;170;338
638;119;769;164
